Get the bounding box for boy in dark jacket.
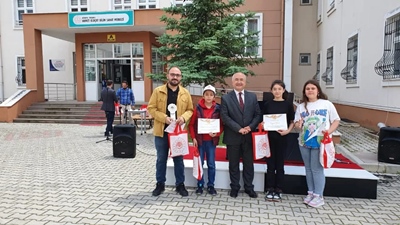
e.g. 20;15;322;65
189;85;224;195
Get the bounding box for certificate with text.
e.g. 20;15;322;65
198;119;220;134
263;114;288;131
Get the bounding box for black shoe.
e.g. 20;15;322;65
104;132;110;137
245;189;258;198
152;183;165;196
273;191;282;201
207;186;217;196
195;186;203;195
265;190;275;200
230;189;239;198
176;183;188;197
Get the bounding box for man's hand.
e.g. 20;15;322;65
239;128;249;135
176;116;185;125
165;117;173;125
244;126;251;132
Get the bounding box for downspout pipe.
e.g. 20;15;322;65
0;33;4;103
283;0;293;91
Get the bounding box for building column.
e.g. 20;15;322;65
75;37;85;101
143;33;153;102
24;29;44;102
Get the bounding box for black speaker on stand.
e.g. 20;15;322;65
378;127;400;164
113;125;136;158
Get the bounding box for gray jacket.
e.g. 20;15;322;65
100;87;118;112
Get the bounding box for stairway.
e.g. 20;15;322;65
13;101;144;125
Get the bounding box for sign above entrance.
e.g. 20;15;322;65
68;11;134;28
107;34;116;42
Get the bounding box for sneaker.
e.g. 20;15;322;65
207;186;217;196
303;192;314;204
308;195;324;208
176;183;189;197
152;183;165;196
273;192;282;201
195;186;203;195
265;190;274;200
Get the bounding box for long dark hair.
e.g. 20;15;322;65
302;79;328;112
270;80;289;100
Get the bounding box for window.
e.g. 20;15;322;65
238;14;263;57
16;57;26;86
132;43;144;57
113;0;131;10
299;53;311;65
313;53;321;81
152;46;163;74
374;14;400;80
14;0;34;26
301;0;312;6
327;0;335;12
69;0;88;12
172;0;192;7
317;0;323;23
137;0;157;9
341;34;358;84
322;47;333;85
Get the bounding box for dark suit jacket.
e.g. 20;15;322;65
100;87;118;112
220;90;262;145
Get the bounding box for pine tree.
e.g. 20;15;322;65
147;0;265;87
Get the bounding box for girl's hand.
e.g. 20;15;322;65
209;132;216;137
277;130;289;136
295;118;303;129
193;138;198;147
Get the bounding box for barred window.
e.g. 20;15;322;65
322;47;333;85
16;57;26;86
341;34;358;84
15;0;34;26
113;0;131;10
374;14;400;80
69;0;88;12
313;53;320;81
137;0;157;9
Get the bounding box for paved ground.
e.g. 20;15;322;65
1;123;400;225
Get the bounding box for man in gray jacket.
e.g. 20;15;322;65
100;80;118;137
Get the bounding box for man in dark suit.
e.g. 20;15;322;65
220;72;262;198
100;80;118;137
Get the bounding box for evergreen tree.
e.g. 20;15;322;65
147;0;265;87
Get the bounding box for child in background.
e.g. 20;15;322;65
262;80;294;201
189;85;223;195
294;79;340;208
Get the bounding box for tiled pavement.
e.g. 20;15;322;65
0;123;400;225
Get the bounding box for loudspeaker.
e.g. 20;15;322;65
378;127;400;164
113;125;136;158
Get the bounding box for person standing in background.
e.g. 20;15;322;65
116;80;135;124
100;80;118;137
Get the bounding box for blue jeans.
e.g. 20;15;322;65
198;140;216;187
155;133;185;185
299;145;325;196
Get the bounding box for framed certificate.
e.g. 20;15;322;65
198;119;220;134
263;114;288;131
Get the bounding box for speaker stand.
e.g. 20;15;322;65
96;136;113;143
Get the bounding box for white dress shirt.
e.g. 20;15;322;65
234;89;244;104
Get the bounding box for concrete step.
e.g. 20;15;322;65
28;106;94;111
13;118;107;124
22;110;104;115
18;114;106;119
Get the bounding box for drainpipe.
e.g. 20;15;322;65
0;33;4;103
283;0;293;91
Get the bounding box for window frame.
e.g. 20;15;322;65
16;56;26;87
137;0;158;9
313;52;321;81
317;0;323;24
327;0;336;16
300;0;312;6
68;0;89;12
323;47;334;86
238;13;263;58
172;0;192;7
341;34;358;85
299;53;311;65
14;0;35;28
112;0;132;10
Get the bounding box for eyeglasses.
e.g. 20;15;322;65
169;73;182;78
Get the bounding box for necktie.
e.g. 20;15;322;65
239;92;244;110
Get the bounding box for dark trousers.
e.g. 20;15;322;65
266;134;286;191
105;111;115;134
227;140;254;191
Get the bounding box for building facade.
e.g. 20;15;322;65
290;0;400;130
0;0;284;106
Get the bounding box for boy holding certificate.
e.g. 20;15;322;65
189;85;223;195
262;80;294;201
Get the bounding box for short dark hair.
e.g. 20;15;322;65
106;80;113;86
122;80;128;85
